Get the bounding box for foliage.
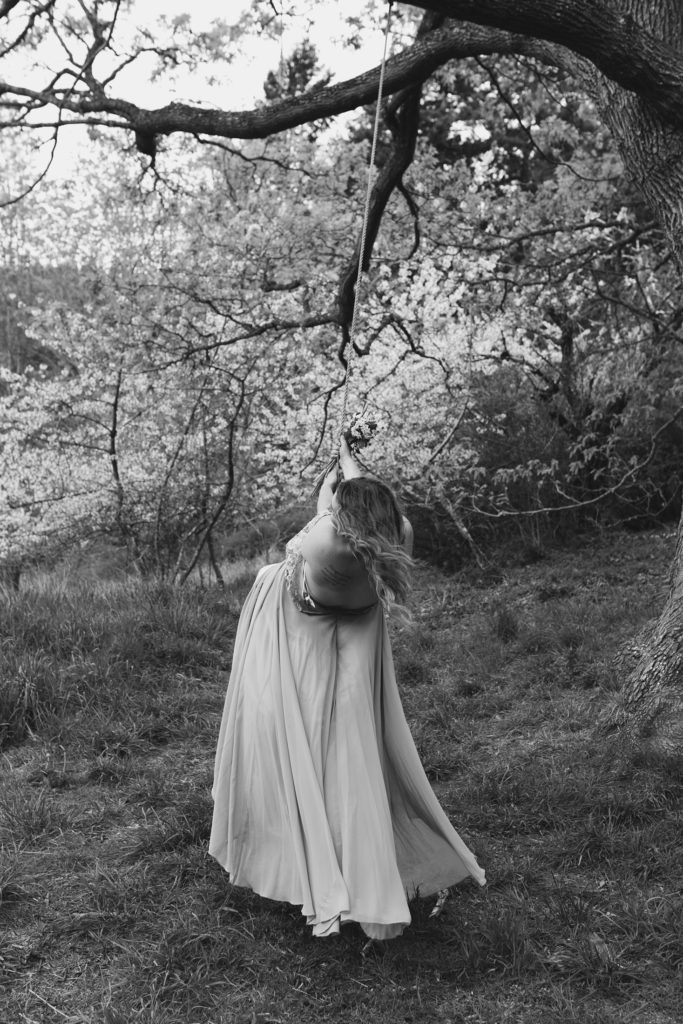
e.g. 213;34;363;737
1;137;329;576
263;40;332;102
1;42;683;575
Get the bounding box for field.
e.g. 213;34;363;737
1;527;682;1024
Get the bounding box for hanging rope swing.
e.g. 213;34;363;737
313;1;395;492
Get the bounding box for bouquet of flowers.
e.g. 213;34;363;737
343;409;378;452
311;411;379;496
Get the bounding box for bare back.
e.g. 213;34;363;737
299;510;413;611
299;514;377;610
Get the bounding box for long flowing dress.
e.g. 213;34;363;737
209;512;485;940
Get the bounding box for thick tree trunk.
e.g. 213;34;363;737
601;520;683;735
588;1;683;731
596;7;683;270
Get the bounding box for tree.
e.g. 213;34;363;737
1;0;683;729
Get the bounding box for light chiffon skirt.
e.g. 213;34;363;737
209;561;485;940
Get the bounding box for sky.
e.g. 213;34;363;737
105;0;389;108
6;0;392;175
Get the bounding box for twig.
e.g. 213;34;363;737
26;990;72;1020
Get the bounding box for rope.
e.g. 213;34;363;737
278;1;287;94
338;0;394;444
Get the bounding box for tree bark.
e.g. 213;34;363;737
589;3;683;270
602;532;683;735
407;0;683;128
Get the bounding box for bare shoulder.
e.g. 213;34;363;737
300;513;353;565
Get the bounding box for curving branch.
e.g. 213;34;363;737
335;11;445;356
335;82;424;342
0;23;577;141
1;2;682;146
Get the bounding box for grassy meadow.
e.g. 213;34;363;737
1;527;682;1024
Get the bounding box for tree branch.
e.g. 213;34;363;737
0;1;22;18
408;0;683;129
3;2;683;150
334;10;447;360
336;82;424;336
0;23;573;140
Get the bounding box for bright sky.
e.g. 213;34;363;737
115;0;389;108
5;1;393;176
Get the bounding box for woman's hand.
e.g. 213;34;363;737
339;436;363;480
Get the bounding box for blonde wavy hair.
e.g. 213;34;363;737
330;477;413;617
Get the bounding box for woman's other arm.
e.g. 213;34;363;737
315;433;368;513
339;436;413;553
316;461;339;514
402;516;414;556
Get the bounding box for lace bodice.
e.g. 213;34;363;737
284;511;330;613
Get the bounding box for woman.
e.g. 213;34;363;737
209;439;485;940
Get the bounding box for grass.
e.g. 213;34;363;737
1;529;682;1023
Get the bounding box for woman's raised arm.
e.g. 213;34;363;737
339;436;365;481
316;461;339;514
